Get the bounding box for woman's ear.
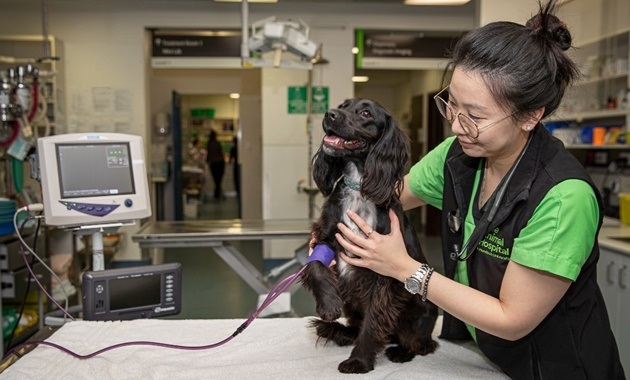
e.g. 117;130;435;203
529;107;545;125
523;107;545;131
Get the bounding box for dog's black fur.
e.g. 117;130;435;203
300;98;438;374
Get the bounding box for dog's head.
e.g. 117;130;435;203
312;98;410;207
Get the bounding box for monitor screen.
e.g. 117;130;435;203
109;275;161;311
38;132;152;227
56;142;136;199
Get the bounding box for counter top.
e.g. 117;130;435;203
599;217;630;255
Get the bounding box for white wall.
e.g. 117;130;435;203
478;0;540;25
558;0;630;44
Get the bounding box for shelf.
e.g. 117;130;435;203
0;34;65;137
558;28;629;129
575;72;628;87
553;109;630;122
575;27;630;48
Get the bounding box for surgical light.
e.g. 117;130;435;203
248;17;318;67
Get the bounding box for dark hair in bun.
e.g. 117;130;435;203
445;0;578;120
526;2;572;51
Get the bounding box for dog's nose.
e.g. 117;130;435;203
325;109;341;121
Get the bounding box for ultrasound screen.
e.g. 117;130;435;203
109;275;161;311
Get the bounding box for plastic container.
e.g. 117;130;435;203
619;193;630;225
592;126;607;145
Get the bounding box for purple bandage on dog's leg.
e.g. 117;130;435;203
306;244;335;266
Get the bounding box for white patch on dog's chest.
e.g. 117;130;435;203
338;163;376;278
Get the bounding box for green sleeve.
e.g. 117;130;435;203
408;136;457;210
511;179;599;281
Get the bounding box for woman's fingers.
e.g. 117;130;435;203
336;221;368;247
335;232;361;256
338;250;366;268
346;210;376;239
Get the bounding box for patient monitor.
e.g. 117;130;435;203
37;133;151;228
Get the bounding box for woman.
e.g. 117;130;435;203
334;1;625;378
206;130;226;200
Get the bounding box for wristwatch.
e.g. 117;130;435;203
404;265;428;294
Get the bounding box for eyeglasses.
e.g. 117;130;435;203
434;86;516;139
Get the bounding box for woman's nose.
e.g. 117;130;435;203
449;114;466;137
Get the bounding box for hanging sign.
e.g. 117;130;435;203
355;29;463;70
150;29;242;68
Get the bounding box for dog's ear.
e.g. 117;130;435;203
312;147;343;197
362;115;410;207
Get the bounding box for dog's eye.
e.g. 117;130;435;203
360;110;372;119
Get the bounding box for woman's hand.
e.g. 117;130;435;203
335;209;420;282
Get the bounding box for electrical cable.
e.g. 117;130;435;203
4;229;335;359
4;263;308;360
13;207;74;320
5;216;41;350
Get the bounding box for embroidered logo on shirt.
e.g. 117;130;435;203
477;228;511;260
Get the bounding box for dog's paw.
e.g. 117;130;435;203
315;297;343;322
417;339;438;356
385;345;415;363
312;320;358;346
338;357;374;374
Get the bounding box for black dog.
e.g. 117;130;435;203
300;98;438;374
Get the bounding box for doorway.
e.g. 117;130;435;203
180;94;240;220
149;68;262;221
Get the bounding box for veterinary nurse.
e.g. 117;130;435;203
335;1;625;378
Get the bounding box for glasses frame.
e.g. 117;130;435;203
434;86;516;139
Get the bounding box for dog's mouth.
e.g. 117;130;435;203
323;133;366;150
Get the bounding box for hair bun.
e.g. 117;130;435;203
526;7;573;51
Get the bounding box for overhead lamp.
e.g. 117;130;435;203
352;76;369;83
311;44;330;65
215;0;278;3
404;0;470;5
229;93;240;99
248;17;318;67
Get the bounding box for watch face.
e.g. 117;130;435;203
405;278;420;294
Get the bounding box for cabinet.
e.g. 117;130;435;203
597;247;630;372
551;29;629;149
0;35;66;138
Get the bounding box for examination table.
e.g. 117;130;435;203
0;316;507;379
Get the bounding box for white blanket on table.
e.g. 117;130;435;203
1;317;508;380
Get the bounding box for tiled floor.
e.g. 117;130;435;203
165;196;443;320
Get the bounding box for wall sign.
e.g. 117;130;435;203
355;29;463;70
150;29;242;68
288;86;329;115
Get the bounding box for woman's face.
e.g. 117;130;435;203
448;68;528;160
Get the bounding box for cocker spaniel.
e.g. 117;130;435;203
300;98;438;373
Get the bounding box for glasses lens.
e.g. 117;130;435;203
458;114;479;138
435;97;452;121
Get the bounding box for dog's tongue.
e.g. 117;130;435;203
324;135;362;149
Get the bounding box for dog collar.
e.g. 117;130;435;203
343;176;361;191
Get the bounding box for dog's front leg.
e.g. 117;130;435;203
299;262;343;321
338;281;398;374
